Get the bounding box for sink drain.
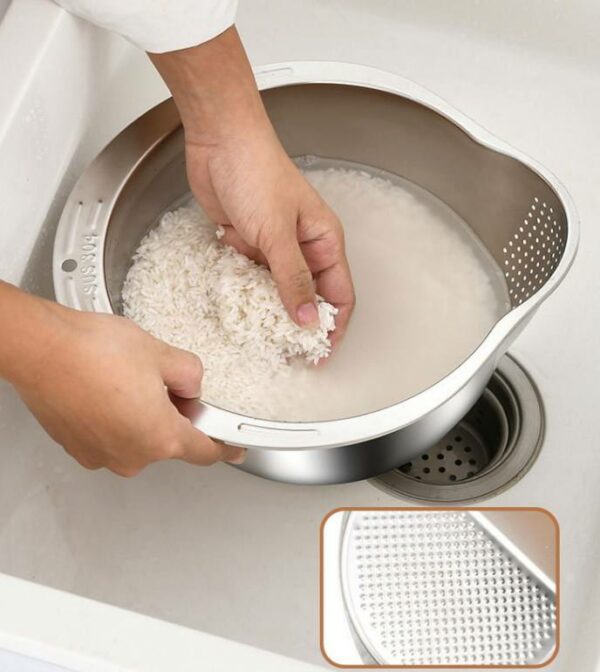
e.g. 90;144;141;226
371;356;544;503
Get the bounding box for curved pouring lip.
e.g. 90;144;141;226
52;61;579;452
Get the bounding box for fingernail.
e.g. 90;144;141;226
226;448;247;465
297;302;319;327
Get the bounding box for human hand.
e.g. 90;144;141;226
1;284;244;476
149;27;355;344
186;131;354;343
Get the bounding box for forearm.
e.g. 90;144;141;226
0;282;66;385
148;26;270;144
150;26;354;335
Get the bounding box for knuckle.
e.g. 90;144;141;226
325;237;343;261
165;440;184;460
119;315;144;337
157;339;175;359
324;208;343;232
333;221;345;244
112;465;141;478
79;459;101;471
315;205;344;239
325;226;345;255
160;433;185;460
64;445;102;471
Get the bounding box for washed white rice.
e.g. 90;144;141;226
122;203;337;417
123;167;508;421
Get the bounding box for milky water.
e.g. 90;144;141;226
218;162;509;421
126;163;509;422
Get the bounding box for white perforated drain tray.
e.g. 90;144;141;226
340;511;556;666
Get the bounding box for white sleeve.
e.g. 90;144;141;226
54;0;238;53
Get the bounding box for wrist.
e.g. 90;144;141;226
0;282;70;388
149;26;270;147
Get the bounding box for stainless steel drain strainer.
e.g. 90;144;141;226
399;414;501;484
373;356;544;503
340;511;556;666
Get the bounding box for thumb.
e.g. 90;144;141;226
174;415;246;466
264;229;318;328
159;344;204;399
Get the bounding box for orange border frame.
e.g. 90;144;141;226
319;507;560;669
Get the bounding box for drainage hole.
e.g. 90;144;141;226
371;356;545;502
61;259;77;272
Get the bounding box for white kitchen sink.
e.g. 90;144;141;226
0;1;10;22
1;0;599;670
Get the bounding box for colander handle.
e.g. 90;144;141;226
171;396;321;449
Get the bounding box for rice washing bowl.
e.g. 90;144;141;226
123;167;508;422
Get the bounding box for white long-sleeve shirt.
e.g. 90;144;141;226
54;0;238;53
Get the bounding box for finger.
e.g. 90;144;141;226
297;214;355;344
219;225;267;265
66;449;103;471
174;416;246;466
159;343;204;399
263;228;319;328
63;446;103;471
315;260;355;346
108;464;142;478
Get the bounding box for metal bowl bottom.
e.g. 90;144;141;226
371;355;544;502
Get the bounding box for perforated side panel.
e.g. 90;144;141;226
343;511;556;665
503;197;567;306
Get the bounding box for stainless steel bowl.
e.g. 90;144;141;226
53;62;578;484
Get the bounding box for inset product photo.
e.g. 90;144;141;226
322;508;558;668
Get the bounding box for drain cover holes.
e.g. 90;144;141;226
371;356;544;503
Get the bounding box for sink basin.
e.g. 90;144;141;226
1;0;599;669
0;1;10;22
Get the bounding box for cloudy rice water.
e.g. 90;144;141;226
123;167;508;421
